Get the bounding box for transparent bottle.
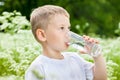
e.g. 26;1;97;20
69;31;102;57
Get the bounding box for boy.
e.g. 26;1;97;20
25;5;107;80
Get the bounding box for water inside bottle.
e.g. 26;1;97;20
68;31;86;51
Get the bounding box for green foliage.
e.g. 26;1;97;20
0;0;120;37
0;11;30;34
0;30;40;79
0;75;23;80
106;60;119;80
103;37;120;80
65;0;119;37
115;22;120;36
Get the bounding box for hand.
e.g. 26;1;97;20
80;35;99;54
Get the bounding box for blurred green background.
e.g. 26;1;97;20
0;0;120;37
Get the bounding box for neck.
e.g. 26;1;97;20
42;45;64;59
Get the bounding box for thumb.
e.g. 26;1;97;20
79;48;87;54
79;45;90;54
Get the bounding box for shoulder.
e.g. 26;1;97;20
25;55;45;80
25;55;46;74
27;55;46;69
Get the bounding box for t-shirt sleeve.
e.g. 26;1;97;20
25;63;45;80
70;52;94;80
83;60;94;80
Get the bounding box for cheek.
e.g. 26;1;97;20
45;30;64;44
46;33;59;43
47;36;60;50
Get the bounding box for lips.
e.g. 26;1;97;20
65;42;70;47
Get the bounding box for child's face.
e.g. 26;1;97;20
44;14;71;51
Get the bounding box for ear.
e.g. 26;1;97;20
36;29;46;42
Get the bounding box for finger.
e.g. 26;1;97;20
95;39;99;44
92;39;99;44
83;35;100;44
88;38;94;43
83;35;90;41
79;49;87;54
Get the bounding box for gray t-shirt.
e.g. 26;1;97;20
25;52;94;80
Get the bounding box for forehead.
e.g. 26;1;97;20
49;14;70;27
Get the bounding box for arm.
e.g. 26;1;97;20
93;54;107;80
81;35;107;80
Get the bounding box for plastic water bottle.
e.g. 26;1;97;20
69;31;102;57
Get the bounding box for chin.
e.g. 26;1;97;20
58;45;69;51
59;48;67;52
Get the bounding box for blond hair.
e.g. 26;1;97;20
30;5;69;41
